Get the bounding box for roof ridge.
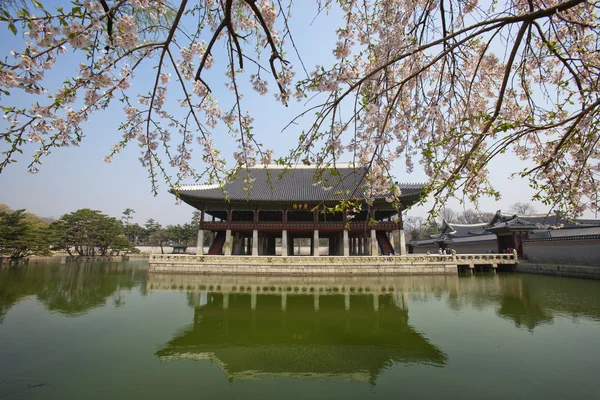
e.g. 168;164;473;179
447;222;488;227
242;163;363;169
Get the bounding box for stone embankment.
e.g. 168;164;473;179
515;261;600;280
148;253;518;275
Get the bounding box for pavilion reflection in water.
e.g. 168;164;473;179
156;289;447;383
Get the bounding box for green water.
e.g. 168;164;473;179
1;263;599;399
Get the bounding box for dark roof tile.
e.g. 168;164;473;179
174;166;424;204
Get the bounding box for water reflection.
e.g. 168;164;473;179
156;289;447;383
2;266;600;399
0;263;147;321
147;272;600;341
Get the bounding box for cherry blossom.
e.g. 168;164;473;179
0;0;598;217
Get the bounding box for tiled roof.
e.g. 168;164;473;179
448;234;497;244
444;222;489;237
494;212;600;228
487;216;538;231
566;218;600;226
174;165;424;204
549;226;600;237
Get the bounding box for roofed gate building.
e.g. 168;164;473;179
174;164;424;257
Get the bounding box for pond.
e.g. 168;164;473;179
1;262;599;399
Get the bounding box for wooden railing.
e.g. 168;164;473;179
201;220;401;231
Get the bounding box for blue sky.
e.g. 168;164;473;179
0;1;579;225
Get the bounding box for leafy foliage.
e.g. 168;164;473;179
51;208;131;256
0;208;51;258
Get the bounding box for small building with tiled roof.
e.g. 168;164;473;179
410;210;600;262
173;164;424;257
409;221;497;254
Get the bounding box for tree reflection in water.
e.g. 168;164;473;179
0;263;147;321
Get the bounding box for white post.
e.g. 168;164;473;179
313;230;320;257
224;229;232;256
343;230;349;257
252;229;258;256
281;230;288;257
373;294;379;312
314;293;320;311
345;293;350;311
399;229;407;255
196;229;204;255
370;229;378;256
281;293;287;311
251;292;257;310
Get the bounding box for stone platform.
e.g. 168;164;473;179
149;253;518;275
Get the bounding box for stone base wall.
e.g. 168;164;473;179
523;237;600;266
150;261;458;275
515;262;600;280
149;253;518;276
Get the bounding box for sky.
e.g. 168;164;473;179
0;1;586;226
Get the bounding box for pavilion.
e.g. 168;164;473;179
173;164;424;257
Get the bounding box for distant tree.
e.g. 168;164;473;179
509;203;537;215
123;223;145;245
182;223;198;245
165;225;184;243
0;209;50;259
144;219;162;234
404;216;429;241
456;210;495;224
148;229;169;254
426;220;442;236
165;224;196;245
51;209;124;256
121;208;135;225
440;208;459;223
191;211;201;227
110;235;139;256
